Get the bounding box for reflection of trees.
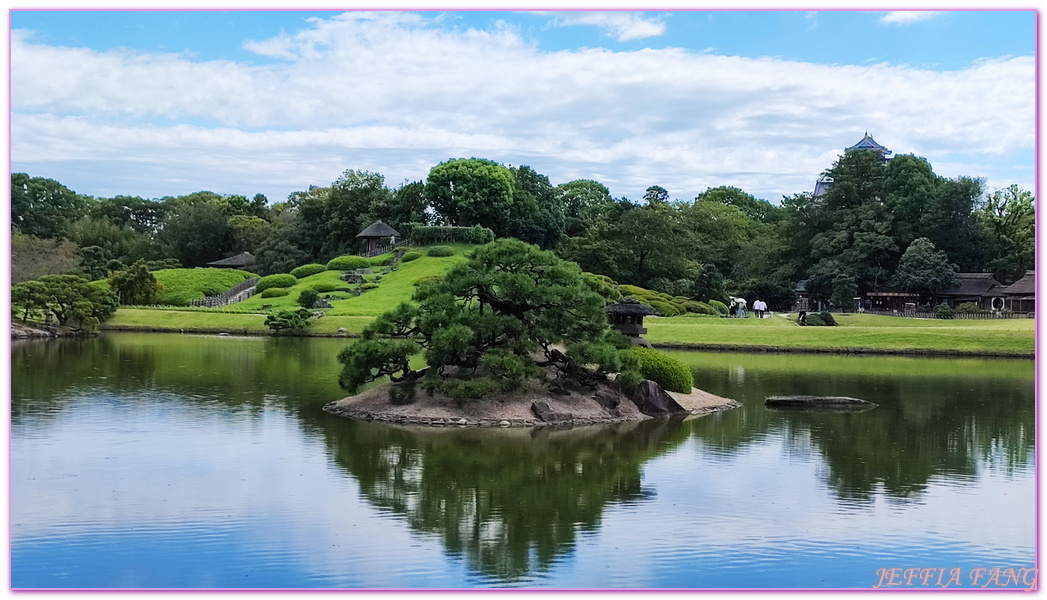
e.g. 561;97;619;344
11;335;347;428
689;366;1034;503
320;419;690;582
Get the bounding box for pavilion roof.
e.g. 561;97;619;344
356;221;400;238
1002;271;1035;296
939;273;1003;297
207;251;255;267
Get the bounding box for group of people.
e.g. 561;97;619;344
728;297;768;318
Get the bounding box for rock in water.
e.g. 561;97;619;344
765;395;877;409
531;400;573;423
629;380;687;416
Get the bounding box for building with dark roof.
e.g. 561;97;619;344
1001;270;1035;313
206;251;256;270
813;133;892;198
356;221;400;255
938;273;1004;310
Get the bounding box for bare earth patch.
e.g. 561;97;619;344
324;379;739;428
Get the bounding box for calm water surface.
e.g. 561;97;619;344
10;334;1035;589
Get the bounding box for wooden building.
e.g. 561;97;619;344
1002;271;1035;313
207;251;256;270
356;221;400;255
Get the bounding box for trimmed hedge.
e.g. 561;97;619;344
818;311;838;326
934;303;955;319
708;299;728;315
256;273;297;293
260;287;290;298
401;251;422;262
311;282;340;293
686;301;718;315
361;283;379;290
413;274;443;287
628;347;694;393
426;245;454;257
326;255;371;271
291;263;326;279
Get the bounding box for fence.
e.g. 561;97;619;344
359;243;406;258
190;277;259;308
861;309;1033;320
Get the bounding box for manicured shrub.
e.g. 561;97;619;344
628;347;694;393
260;287;290;298
957;302;980;314
647;299;683;317
361;283;379;290
708;299;729;315
413;274;443;287
291;263;326;279
298;288;320;308
401;251;422;262
620;284;656;299
326;255;371;271
256;273;297;293
265;307;312;334
583;272;622;303
818;311;838;326
686;301;718;315
934;303;955;319
311;282;339;292
426;245;454;257
370;256;391;266
804;313;826;326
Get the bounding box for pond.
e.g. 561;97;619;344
10;334;1035;589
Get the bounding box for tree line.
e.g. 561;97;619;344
11;150;1035;311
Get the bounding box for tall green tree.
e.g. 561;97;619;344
425;158;516;236
555;179;615;237
979;184;1034;283
696;186;781;223
892;238;959;300
159;201;236;267
506;165;564;249
108;259;161;305
11;173;88;239
34;274;119;330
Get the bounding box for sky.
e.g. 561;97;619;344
8;8;1037;206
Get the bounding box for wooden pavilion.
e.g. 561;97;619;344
356;221;400;255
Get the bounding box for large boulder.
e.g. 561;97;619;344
593;388;625;417
628;380;687;416
531;400;573;423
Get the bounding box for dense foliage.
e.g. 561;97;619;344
12;274;118;331
337;240;639;402
291;263;326;279
628;347;694;393
326;255;372;271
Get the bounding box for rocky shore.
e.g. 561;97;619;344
323;378;739;428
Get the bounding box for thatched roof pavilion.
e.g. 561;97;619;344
356;221;400;254
207;251;256;270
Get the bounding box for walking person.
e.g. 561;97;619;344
736;297;747;318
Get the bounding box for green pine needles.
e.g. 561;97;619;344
336;239;639;403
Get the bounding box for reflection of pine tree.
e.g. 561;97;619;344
323;419;690;582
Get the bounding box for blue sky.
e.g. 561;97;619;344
9;9;1036;205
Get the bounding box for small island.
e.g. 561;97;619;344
324;239;739;428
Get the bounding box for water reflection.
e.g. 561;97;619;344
675;352;1035;503
10;336;1036;587
320;419;689;582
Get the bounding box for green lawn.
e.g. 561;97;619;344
102;251;1034;356
645;313;1034;355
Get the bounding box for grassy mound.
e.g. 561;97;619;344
153;269;257;306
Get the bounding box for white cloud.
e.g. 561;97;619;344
10;12;1035;204
543;11;666;41
881;11;943;25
